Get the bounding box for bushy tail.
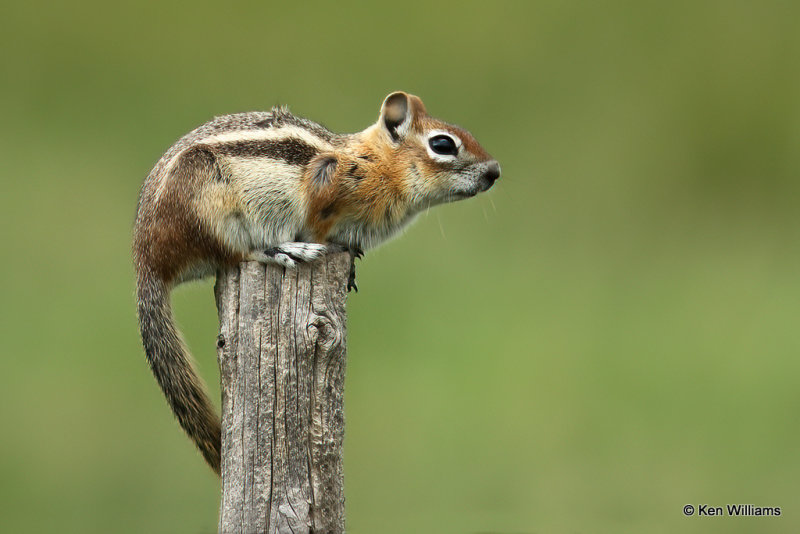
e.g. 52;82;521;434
136;270;221;475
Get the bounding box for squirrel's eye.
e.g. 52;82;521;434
428;135;458;156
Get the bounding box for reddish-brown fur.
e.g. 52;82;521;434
303;96;493;241
304;135;414;240
134;148;243;284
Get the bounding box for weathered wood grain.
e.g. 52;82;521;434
215;252;350;533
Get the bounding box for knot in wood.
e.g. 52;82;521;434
309;313;344;352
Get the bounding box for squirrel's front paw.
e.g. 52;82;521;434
248;242;327;268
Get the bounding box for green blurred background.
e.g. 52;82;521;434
1;1;798;533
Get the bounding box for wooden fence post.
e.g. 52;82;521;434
214;252;350;533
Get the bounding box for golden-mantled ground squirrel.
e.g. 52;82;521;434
133;91;500;474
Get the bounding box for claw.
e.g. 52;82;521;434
348;249;360;292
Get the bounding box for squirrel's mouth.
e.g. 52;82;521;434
479;179;495;193
475;175;497;194
440;177;496;204
451;188;481;201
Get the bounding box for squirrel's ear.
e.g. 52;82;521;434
379;91;414;142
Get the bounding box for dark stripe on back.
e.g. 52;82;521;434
214;138;319;165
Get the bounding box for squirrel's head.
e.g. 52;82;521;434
374;91;500;207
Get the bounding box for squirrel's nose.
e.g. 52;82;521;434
483;161;501;184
